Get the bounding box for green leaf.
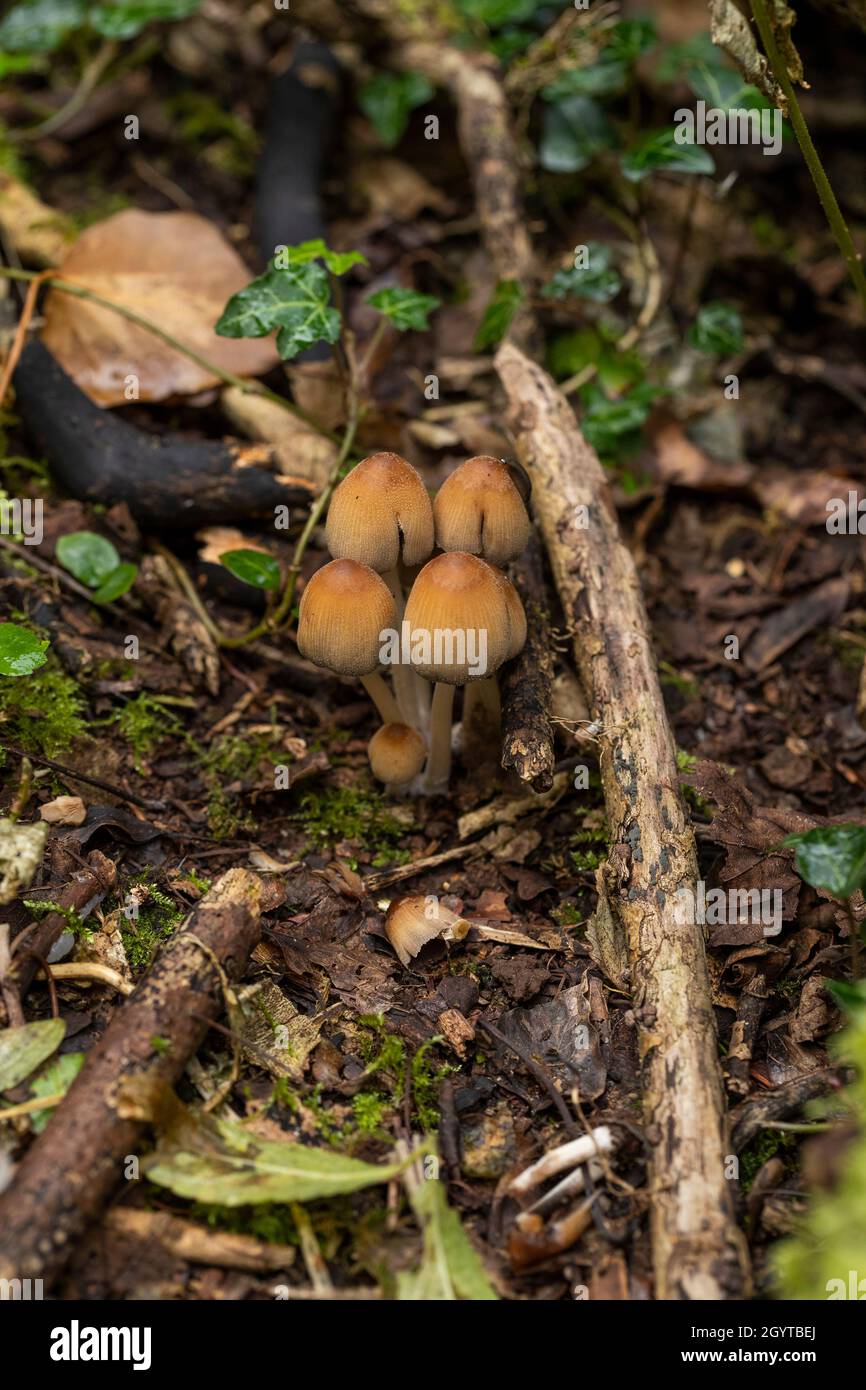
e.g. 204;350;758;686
547;327;645;393
216;262;341;361
88;0;202;40
689;301;744;355
140;1088;428;1203
367;287;440;332
0;623;49;677
0;49;37;74
455;0;538;28
56;530;121;587
826;978;866;1015
219;549;281;591
29;1051;84;1132
580;381;663;457
539;95;616;174
91;562;138;604
397;1170;498;1300
473;279;523;351
273;239;367;277
0;1018;65;1091
605;16;657;63
542;61;628;102
358;71;433;149
620;126;715;182
542;242;621;304
0;0;86;52
657;33;770;111
785;825;866;901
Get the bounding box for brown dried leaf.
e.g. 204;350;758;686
42;210;280;405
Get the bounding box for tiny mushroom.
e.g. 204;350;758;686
403;551;524;793
384;894;470;966
433;455;531;566
367;722;427;791
325;451;434;728
296;557;402;724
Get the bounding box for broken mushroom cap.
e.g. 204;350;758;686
297;558;395;676
384;894;469;966
433;455;531;566
325;451;434;572
403;551;512;685
367;722;426;785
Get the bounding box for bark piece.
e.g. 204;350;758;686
0;868;262;1289
495;340;748;1300
500;535;555;792
11;850;117;999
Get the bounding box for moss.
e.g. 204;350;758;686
551;901;583;926
115;693;185;773
0;658;87;760
120;880;184;972
739;1128;797;1191
291;784;412;867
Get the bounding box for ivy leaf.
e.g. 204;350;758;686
542;61;628;102
0;0;86;52
0;1018;65;1091
219;549;281;591
689;301;744;355
605;16;657;63
580;381;664;458
785;825;866;901
358;71;433;149
216;262;341;361
620;126;715;182
0;622;49;677
539;96;616;174
56;530;121;587
474;279;523;351
367;287;440;332
89;0;202;41
542;242;621;304
273;239;367;277
92;562;138;604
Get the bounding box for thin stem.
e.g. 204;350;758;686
20;39;119;141
0;266;335;439
422;682;455;794
361;672;403;725
750;0;866;311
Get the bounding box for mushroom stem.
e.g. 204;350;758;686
462;676;501;760
361;672;403;725
422;682;456;794
383;566;429;730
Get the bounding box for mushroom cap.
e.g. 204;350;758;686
367;722;427;785
325;451;434;572
403;551;511;685
297;558;396;676
497;571;527;660
433;455;531;566
384;894;469;966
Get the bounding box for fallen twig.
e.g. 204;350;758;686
0;868;262;1289
495;341;749;1299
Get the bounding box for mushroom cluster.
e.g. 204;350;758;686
297;451;531;793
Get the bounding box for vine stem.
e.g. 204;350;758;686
750;0;866;311
0;265;335;439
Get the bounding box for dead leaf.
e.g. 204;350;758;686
42;209;280;406
495;985;607;1100
39;795;87;826
0;171;74;266
744;577;850;672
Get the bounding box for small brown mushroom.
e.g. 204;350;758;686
296;557;401;723
367;722;427;791
433;455;531;566
384;894;470;966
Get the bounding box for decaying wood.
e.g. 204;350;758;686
725;973;768;1098
13;340;316;529
0;868;262;1289
500;536;555;791
495;341;748;1300
730;1067;843;1152
136;553;221;697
